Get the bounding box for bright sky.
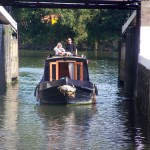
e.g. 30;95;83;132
140;27;150;59
139;27;150;69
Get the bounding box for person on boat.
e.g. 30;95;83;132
54;42;65;55
66;38;77;55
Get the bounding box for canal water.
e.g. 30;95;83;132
0;50;150;150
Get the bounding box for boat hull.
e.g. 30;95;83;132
35;78;96;105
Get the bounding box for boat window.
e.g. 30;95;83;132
49;61;83;81
52;64;56;80
59;62;70;79
58;62;75;80
77;64;81;80
68;63;74;79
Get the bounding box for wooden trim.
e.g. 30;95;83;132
80;62;83;81
74;62;77;80
49;62;56;81
75;62;83;81
56;61;59;80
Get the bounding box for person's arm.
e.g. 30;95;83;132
62;48;65;52
54;47;58;55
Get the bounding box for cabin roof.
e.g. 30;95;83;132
46;55;87;63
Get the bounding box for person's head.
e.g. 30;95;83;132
57;43;62;48
67;38;72;44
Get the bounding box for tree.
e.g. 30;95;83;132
86;9;129;50
14;8;128;50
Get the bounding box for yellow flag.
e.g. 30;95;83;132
51;16;58;25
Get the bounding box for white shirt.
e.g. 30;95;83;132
54;46;65;55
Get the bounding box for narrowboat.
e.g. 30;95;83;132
34;54;98;104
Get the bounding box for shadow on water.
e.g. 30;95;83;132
116;87;150;150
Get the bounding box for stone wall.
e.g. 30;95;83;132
136;1;150;118
0;24;6;92
136;63;150;118
119;15;139;94
0;24;18;93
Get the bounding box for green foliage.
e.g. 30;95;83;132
13;8;129;50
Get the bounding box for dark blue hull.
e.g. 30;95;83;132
35;78;96;104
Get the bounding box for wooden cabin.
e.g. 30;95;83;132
43;56;90;82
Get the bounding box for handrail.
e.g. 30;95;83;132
0;6;17;31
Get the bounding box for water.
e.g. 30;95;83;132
0;50;150;150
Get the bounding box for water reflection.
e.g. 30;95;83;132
0;84;19;150
36;105;96;149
